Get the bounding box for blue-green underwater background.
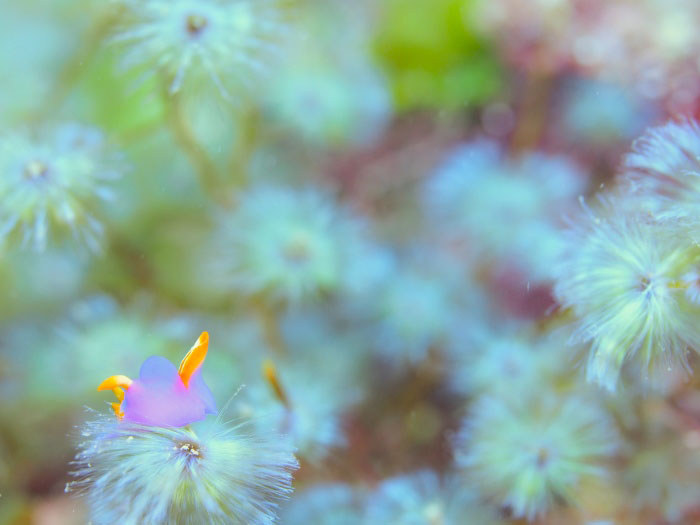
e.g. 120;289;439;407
2;0;700;523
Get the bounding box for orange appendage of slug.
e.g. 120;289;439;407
97;375;133;419
178;331;209;387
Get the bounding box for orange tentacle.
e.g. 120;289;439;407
178;331;209;387
97;375;133;392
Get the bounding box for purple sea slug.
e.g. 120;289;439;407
97;331;216;427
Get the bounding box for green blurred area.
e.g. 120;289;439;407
374;0;504;110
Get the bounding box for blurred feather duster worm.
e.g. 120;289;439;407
554;194;700;391
265;59;390;148
456;390;617;521
0;122;121;251
624;118;700;221
67;415;298;524
425;141;585;282
262;4;391;149
374;268;456;363
214;184;382;305
448;328;568;400
561;78;651;145
365;470;504;525
113;0;290;98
